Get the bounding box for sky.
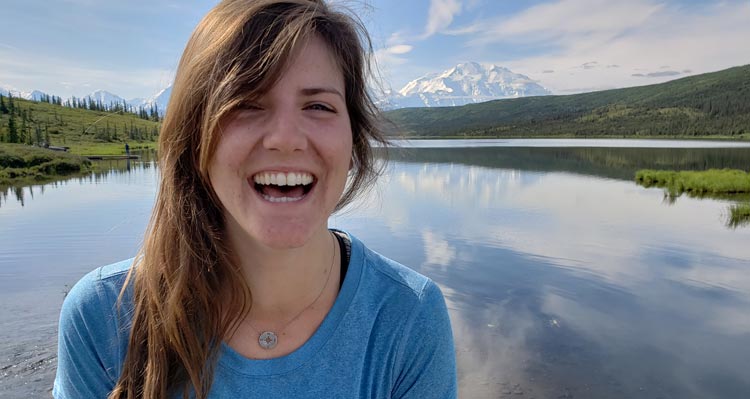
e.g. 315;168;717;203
1;0;749;100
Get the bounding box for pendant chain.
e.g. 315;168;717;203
246;231;336;350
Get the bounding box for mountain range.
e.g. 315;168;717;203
1;62;549;113
382;62;551;109
0;85;170;113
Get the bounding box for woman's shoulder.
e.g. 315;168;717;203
55;259;134;397
347;233;444;309
64;258;134;309
60;258;135;335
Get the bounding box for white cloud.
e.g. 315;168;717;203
385;44;414;55
448;0;750;94
421;0;463;39
0;47;173;99
480;0;662;42
421;229;456;270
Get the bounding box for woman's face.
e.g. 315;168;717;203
208;35;353;250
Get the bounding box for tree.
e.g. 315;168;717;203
8;115;18;143
7;93;14;113
35;125;43;146
20;116;28;144
0;94;7;114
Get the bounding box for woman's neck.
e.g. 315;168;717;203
228;227;338;319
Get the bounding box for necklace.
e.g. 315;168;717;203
247;232;336;350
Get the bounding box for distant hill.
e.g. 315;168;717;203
385;65;750;139
0;95;160;148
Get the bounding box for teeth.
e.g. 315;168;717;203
253;171;313;186
261;194;304;203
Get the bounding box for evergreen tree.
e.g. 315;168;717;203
20;116;28;144
0;94;7;114
8;115;18;143
35;125;43;146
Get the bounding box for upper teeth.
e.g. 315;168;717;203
253;171;313;186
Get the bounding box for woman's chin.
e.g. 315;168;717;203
252;225;324;251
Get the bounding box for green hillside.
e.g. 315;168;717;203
0;95;160;154
386;64;750;139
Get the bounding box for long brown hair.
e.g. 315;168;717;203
110;1;387;398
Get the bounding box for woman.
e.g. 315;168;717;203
54;1;456;398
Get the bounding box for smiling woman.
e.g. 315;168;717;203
209;35;353;249
52;1;457;399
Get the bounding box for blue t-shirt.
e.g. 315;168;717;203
54;232;457;398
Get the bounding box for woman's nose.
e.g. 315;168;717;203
261;109;308;153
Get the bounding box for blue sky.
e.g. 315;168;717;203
1;0;749;100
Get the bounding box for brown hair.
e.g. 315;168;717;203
109;1;387;398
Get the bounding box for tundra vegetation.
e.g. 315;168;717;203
635;168;750;227
0;143;92;187
0;93;160;155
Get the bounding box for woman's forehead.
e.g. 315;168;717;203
247;35;345;99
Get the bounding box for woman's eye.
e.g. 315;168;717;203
236;101;262;111
306;103;335;112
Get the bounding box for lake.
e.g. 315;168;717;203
2;139;750;398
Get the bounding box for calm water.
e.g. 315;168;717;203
2;140;750;398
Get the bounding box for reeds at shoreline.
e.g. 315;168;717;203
635;168;750;195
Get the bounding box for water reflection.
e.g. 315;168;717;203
382;146;750;181
334;151;750;398
0;150;158;209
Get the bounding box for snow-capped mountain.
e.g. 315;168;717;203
79;88;171;114
127;97;147;106
28;90;49;101
0;81;172;113
140;86;172;114
387;62;550;109
86;89;127;106
0;84;43;100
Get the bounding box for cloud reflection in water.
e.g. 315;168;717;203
334;157;750;398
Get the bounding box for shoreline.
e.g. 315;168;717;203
394;134;750;141
0;143;93;187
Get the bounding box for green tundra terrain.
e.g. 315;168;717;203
386;64;750;139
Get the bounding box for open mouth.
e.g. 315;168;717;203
252;171;315;203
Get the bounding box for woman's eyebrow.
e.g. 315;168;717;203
300;87;344;100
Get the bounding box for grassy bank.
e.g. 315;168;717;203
69;141;157;156
635;168;750;195
0;143;93;186
728;203;750;228
635;168;750;228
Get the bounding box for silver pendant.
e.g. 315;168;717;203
258;331;278;349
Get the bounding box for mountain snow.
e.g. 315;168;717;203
140;86;172;114
1;62;547;112
86;90;127;106
0;84;35;100
386;62;550;109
